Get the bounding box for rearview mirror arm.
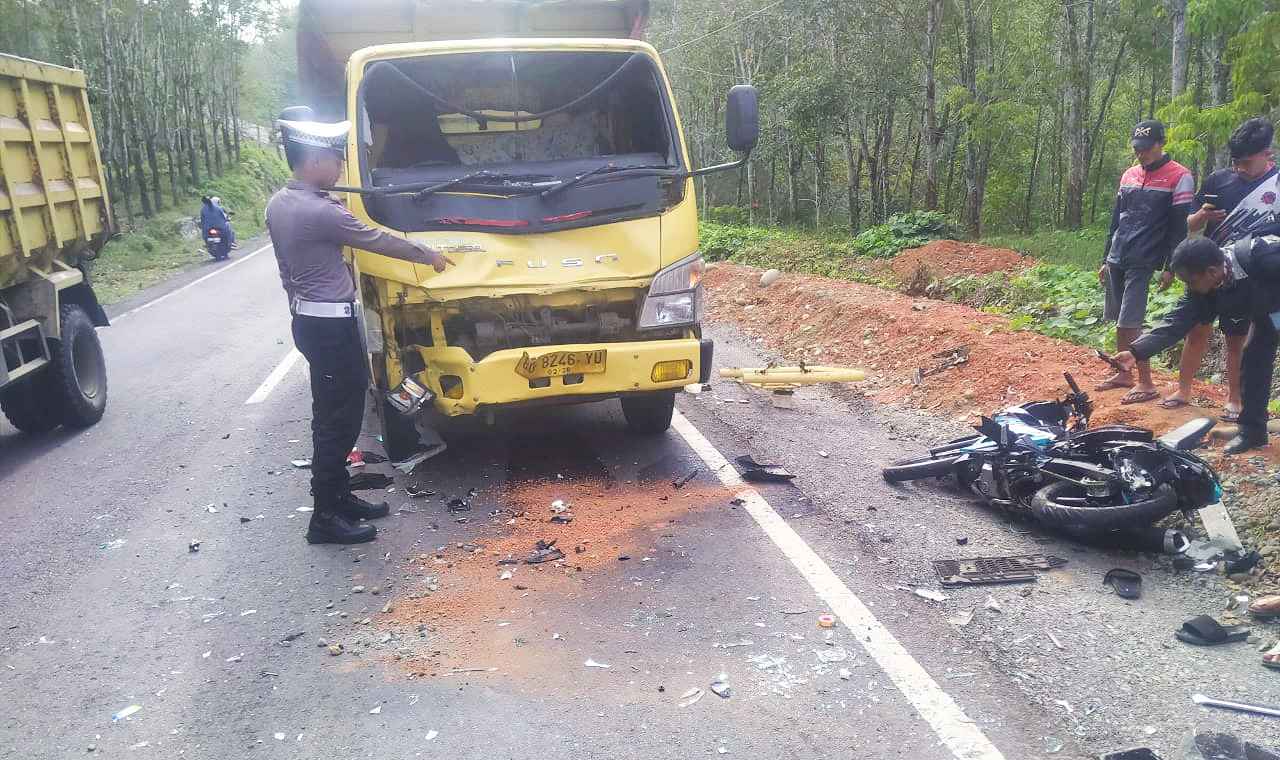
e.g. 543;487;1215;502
687;152;751;178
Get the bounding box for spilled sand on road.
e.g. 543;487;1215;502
384;477;734;679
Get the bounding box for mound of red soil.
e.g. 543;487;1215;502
891;240;1030;281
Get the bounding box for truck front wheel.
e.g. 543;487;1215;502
50;304;107;428
621;391;676;434
0;380;61;433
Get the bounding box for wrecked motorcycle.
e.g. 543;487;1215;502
883;374;1222;538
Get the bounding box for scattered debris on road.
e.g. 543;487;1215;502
735;455;795;483
111;705;141;722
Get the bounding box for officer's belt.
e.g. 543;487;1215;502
292;298;355;318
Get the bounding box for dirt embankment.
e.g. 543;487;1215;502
891;240;1030;281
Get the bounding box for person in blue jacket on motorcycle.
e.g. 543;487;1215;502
1112;230;1280;454
200;195;235;259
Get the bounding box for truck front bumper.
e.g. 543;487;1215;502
414;337;709;416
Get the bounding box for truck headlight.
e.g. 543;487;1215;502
638;254;704;330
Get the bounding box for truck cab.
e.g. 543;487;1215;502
296;0;757;458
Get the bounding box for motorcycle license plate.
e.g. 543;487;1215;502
207;236;222;243
515;349;607;380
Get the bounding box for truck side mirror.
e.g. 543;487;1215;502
725;85;758;153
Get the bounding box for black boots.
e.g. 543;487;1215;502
1224;429;1268;455
332;493;390;520
306;510;377;544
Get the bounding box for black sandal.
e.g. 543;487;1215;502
1103;568;1142;599
1176;615;1251;646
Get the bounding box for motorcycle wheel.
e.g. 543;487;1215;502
882;454;960;483
1030;480;1179;532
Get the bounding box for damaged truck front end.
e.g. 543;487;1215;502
296;16;757;457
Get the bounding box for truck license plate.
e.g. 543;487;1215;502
515;349;607;380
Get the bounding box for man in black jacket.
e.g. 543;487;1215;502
1111;232;1280;454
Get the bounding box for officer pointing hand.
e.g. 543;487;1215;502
266;109;454;545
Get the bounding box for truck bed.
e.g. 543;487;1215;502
0;54;112;291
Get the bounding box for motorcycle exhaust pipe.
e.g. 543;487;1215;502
1092;527;1190;554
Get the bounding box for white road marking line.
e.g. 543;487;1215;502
671;411;1006;760
112;243;272;321
244;348;303;405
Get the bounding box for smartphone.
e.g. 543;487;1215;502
1202;193;1220;208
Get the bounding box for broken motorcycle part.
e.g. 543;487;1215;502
933;554;1067;587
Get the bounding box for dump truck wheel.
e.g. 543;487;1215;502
50;304;108;428
0;380;62;433
621;391;675;434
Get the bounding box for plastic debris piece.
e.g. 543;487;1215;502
984;596;1003;613
838;668;852;680
527;540;564;564
710;680;731;698
913;588;950;602
673;468;699;489
678;687;704;707
295;506;314;513
1044;737;1064;754
735;455;795;483
291;459;311;469
369;705;381;714
426;730;439;741
550;499;568;514
815;646;849;663
499;570;513;580
584;659;611;669
405;485;432;498
274;733;285;741
948;609;976;627
225;654;242;663
205;504;219;514
817;614;836;628
188;540;201;553
112;705;142;722
818;451;830;458
328;644;343;656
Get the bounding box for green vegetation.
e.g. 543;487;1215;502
701;211;952;280
982;227;1110;272
944;264;1182;352
90;145;289;305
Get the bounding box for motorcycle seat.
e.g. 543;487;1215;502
1156;417;1216;451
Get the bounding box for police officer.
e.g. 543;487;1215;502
1111;229;1280;455
267;111;453;544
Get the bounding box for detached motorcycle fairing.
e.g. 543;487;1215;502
883;373;1221;541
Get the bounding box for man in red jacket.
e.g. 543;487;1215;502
1096;120;1195;405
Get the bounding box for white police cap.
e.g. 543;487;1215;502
277;119;350;153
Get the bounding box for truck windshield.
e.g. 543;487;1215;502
357;50;684;233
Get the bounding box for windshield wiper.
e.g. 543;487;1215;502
412;171;556;202
540;163;679;199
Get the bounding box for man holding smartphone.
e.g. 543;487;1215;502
1159;118;1278;420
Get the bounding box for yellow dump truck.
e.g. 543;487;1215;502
297;0;757;458
0;54;111;433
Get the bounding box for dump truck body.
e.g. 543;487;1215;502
296;0;754;455
0;54;112;432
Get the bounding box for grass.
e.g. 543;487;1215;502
982;226;1109;272
89;144;289;305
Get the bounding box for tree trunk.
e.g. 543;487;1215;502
1090;134;1109;223
1022;104;1046;232
1170;0;1189;99
841;124;858;234
921;0;943;209
1062;0;1088;229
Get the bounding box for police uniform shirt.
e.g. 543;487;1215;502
265;180;424;304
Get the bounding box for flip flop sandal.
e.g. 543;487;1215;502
1158;398;1190;409
1121;390;1161;405
1264;642;1280;670
1176;615;1251;646
1250;594;1280;619
1095;380;1134;392
1220;410;1242;423
1104;568;1143;599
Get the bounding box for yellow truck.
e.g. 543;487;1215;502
0;54;111;433
296;0;757;459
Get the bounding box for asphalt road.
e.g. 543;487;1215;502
2;239;1277;760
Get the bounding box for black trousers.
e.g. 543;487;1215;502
1238;312;1279;436
291;315;367;509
